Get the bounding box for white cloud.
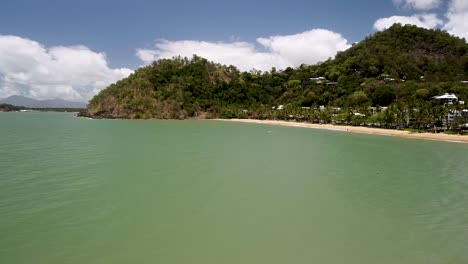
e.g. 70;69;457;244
393;0;443;10
444;0;468;40
373;13;443;31
377;0;468;41
136;29;351;72
0;35;133;101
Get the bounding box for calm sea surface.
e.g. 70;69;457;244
1;112;468;264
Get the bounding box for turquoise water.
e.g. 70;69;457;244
1;112;468;264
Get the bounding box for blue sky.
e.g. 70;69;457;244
0;0;410;68
0;0;466;101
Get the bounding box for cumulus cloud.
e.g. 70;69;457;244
444;0;468;40
136;29;351;72
393;0;443;10
0;35;133;101
377;0;468;41
373;13;443;30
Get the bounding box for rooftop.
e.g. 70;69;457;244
432;93;458;100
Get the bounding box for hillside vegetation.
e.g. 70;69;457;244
81;24;468;129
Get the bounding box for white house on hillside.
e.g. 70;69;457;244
432;93;458;104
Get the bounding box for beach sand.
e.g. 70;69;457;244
216;119;468;144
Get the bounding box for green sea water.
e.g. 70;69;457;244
1;112;468;264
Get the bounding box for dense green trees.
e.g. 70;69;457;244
0;104;84;112
81;25;468;131
0;104;22;112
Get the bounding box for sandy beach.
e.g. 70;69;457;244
216;119;468;144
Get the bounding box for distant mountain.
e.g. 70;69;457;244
0;95;87;108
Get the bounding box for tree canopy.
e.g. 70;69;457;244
81;24;468;128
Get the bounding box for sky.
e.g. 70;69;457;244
0;0;467;102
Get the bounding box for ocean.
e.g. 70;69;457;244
1;112;467;264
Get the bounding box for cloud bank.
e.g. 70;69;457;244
373;13;443;30
444;0;468;40
0;35;133;101
376;0;468;41
393;0;443;10
136;29;351;72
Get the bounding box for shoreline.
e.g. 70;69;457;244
75;115;468;144
215;119;468;144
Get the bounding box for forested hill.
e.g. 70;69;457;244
80;24;468;120
320;24;468;82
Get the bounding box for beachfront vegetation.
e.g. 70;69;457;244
81;24;468;132
0;104;22;112
0;103;84;112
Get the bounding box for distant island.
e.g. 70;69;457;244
0;95;86;113
0;103;85;113
0;95;87;109
79;24;468;134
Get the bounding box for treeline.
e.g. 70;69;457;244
31;108;85;112
217;103;468;131
0;104;22;112
0;103;84;112
81;24;468;131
